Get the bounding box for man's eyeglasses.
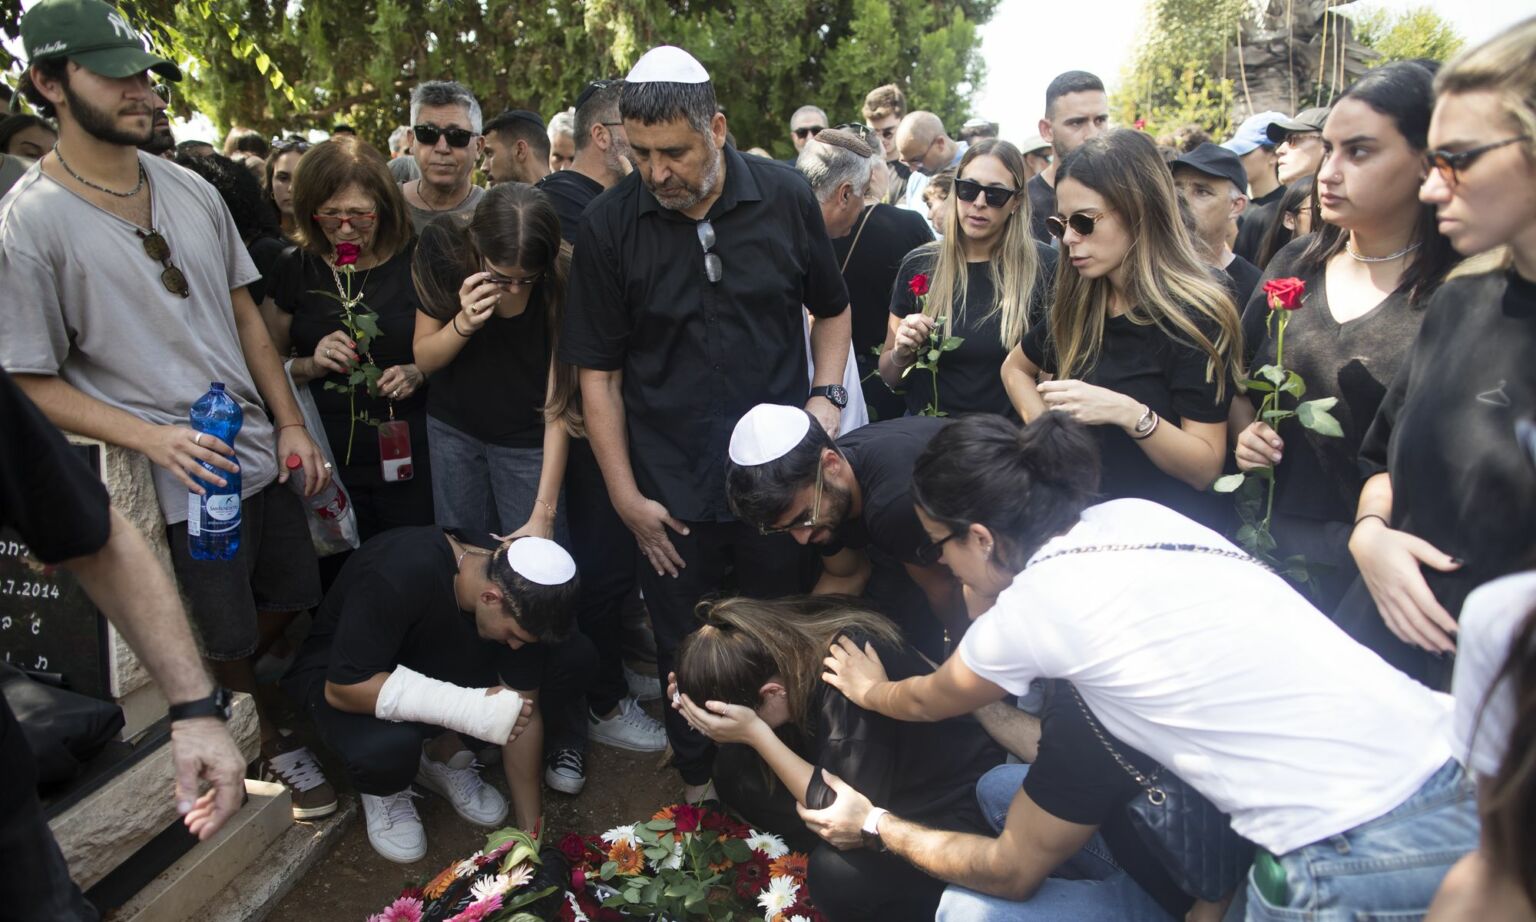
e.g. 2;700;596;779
697;219;723;284
1278;132;1322;148
793;125;827;140
1046;210;1113;239
953;179;1019;209
481;260;543;289
413;124;477;148
915;532;958;566
151;84;172;105
313;211;377;231
758;464;825;536
136;229;190;298
1425;137;1528;189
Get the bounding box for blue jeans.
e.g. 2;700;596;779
936;765;1176;922
1244;759;1478;921
426;416;566;540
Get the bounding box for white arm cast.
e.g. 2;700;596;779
374;665;526;745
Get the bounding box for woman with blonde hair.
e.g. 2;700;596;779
1002;128;1242;527
880;139;1055;418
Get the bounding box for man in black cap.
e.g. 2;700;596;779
536;80;633;244
561;44;851;800
483;108;551;186
1171;142;1263;305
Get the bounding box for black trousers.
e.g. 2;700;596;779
636;521;804;784
713;743;947;922
317;444;437;592
0;697;97;922
289;633;597;795
541;441;635;752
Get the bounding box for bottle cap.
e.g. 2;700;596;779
285;453;303;470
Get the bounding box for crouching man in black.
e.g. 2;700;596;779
282;528;592;862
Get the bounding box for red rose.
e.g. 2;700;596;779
334;241;361;266
558;832;588;866
673;803;702;834
1262;277;1306;311
908;273;930;297
570;866;586;892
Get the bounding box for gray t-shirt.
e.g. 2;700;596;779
0;154;28;199
0;152;273;524
388;156;421;183
404;181;484;233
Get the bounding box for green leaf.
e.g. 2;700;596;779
720;838;752;863
1260;409;1295;425
502;886;557;911
623;888;640;903
1279;371;1305;398
940;336;964;351
353;311;384;341
255;52;270;74
926;348;940;362
1256;364;1285;386
1212;472;1246;493
347;369;366;386
599;860;617;880
1242;378;1275;393
644;846;671;861
1296;398;1343;437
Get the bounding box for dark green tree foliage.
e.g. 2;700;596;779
1114;0;1246;138
3;0;996;160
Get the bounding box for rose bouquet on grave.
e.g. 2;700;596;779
368;827;564;922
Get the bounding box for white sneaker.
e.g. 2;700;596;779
589;696;667;752
624;663;663;702
545;748;586;795
415;750;508;827
361;789;426;863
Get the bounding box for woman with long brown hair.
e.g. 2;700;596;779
1001;128;1243;527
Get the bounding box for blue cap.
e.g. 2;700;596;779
1221;111;1288;155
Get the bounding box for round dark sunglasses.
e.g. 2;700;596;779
413;124;476;148
953;179;1019;209
1425;136;1528;189
1046;211;1112;239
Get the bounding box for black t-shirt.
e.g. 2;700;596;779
890;244;1057;418
804;630;1001;833
831;204;934;356
425;291;552;449
1025;682;1194;917
1234;185;1286;266
1027;173;1055;245
1023;307;1233;526
1223;254;1263;308
535;169;605;245
1340;269;1536;682
272;244;429;465
290;526;546;691
246;234;291;306
560;145;849;522
824;416;947;565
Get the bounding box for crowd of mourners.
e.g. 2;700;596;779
2;0;1535;919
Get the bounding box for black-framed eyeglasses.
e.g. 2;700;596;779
758;464;825;536
1045;210;1113;239
833;123;876;144
481;259;543;290
1425;136;1528;189
954;179;1019;209
793;125;827;140
151;83;172;105
413;124;476;148
915;532;958;566
697;219;723;284
136;229;190;298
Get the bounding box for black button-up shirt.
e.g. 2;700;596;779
561;145;849;522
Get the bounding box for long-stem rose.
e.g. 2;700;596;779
899;271;962;416
1263;277;1304;310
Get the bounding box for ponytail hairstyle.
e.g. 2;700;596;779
675;595;904;739
912;414;1100;572
485;535;580;643
1051;129;1244;400
919;139;1043;349
412;183;584;437
1296;61;1460;303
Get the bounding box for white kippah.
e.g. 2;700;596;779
503;537;577;586
626;45;711;85
729;404;811;466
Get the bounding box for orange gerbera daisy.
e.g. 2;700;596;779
423;862;459;899
609;841;646;876
652;805;677;823
769;852;809;881
708;858;736;873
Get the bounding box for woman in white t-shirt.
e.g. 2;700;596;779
813;413;1477;920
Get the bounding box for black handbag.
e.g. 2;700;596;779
0;662;124;787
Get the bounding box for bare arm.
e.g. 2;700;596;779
823;636;1008;722
1001;345;1048;421
812;548;872;596
808;307;851;387
972;702;1041;762
324;673;391;714
232;286;330;496
1036;379;1228;490
411;310;471;377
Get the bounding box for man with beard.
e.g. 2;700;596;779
1026;71;1111;243
536;79;632;244
561;45;851;801
481;108;550;186
137;81;175;156
402;80;486;232
1;0;338;824
725;405;962;657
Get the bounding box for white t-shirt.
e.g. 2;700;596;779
1451;571;1536;779
958;498;1453;855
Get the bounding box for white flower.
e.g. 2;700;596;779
504;861;534;890
564;892;589;922
601;824;639;848
453;851;483;878
787;916;812;922
746;829;789;859
756;875;800;918
469;874;511;903
648;836;685;871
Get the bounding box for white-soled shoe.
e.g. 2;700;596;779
545;748;586;795
361;789;426;863
589;696;667;752
415;750;508;826
624;663;663;702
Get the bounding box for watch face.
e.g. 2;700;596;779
825;385;848;408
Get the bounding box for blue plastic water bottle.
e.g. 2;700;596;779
187;382;243;560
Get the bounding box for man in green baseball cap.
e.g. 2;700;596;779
21;0;182;83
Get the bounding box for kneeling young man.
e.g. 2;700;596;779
282;527;590;862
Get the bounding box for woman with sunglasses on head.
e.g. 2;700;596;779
265;137;435;566
1001;128;1242;528
1334;20;1536;691
879;140;1054;419
263;136;308;241
1232;62;1459;610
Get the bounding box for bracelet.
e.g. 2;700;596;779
535;498;556;518
277;423;306;432
1354;513;1389;529
451;316;472;338
1130;411;1160;440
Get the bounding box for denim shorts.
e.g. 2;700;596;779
166;482;321;660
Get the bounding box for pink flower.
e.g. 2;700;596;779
367;896;424;922
571;865;587;891
334;241;361;266
445;894;503;922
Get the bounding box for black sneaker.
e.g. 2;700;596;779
544;748;586;795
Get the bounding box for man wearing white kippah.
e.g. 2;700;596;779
281;527;594;862
561;45;853;799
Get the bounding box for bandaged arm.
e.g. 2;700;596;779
363;666;527;745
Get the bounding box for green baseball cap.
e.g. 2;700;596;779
21;0;182;82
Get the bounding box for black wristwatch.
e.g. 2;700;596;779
809;384;849;409
168;687;234;723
